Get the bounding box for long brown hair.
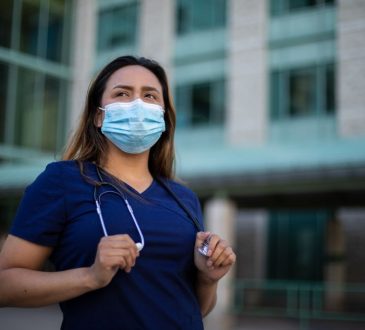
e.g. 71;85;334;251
63;56;176;179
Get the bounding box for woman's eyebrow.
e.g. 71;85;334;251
141;86;161;94
112;84;161;94
112;84;133;90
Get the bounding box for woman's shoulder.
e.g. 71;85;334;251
30;160;81;186
40;160;80;177
44;159;78;170
27;160;94;193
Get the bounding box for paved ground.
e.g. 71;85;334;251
0;305;62;330
0;306;364;330
232;315;365;330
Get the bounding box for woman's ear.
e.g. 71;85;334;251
94;109;104;128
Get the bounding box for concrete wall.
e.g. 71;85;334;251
227;0;268;145
68;0;96;133
203;197;237;330
139;0;174;81
338;208;365;283
338;0;365;137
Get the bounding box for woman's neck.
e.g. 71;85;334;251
101;143;153;192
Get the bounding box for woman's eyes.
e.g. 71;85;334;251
117;91;129;97
144;93;157;100
114;91;159;102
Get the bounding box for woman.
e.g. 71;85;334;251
0;56;235;329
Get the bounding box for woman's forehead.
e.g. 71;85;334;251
106;65;162;92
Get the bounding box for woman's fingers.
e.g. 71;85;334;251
206;234;222;257
211;245;236;268
97;234;139;272
206;235;236;268
89;234;141;289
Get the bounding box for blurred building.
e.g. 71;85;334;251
1;0;365;328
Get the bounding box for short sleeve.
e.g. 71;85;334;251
10;162;67;247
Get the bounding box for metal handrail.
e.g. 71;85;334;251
233;279;365;329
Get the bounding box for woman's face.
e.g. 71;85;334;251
100;65;164;109
95;65;166;155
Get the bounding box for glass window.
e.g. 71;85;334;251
289;0;317;11
176;0;226;35
270;0;335;15
191;82;211;125
46;0;68;62
270;71;281;120
14;67;39;148
289;68;316;117
97;2;139;52
0;0;70;150
41;75;63;151
175;79;225;127
19;0;40;56
270;64;335;120
325;64;335;114
0;62;8;143
267;210;329;281
175;85;190;126
0;0;13;48
18;0;70;61
14;68;64;152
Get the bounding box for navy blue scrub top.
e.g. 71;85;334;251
10;161;205;330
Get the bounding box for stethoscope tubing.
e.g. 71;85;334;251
93;165;203;252
94;169;145;251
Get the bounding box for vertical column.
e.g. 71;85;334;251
324;217;346;311
236;210;268;279
337;208;365;283
338;0;365;137
68;0;96;133
227;0;268;145
203;197;237;330
236;210;268;308
4;0;21;144
139;0;174;79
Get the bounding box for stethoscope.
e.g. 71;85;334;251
93;166;203;252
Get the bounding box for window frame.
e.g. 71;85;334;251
97;1;139;53
175;78;226;128
176;0;227;36
270;0;335;16
270;63;336;121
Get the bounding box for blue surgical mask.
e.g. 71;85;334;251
99;98;166;154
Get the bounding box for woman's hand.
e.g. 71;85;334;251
88;234;139;289
194;232;236;283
